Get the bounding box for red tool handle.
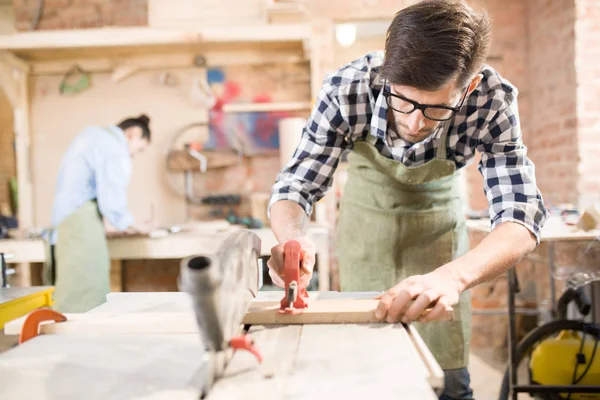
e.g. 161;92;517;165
230;335;263;363
279;240;309;314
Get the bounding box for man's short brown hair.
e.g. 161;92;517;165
381;0;492;91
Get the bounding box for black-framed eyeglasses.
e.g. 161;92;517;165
382;80;469;122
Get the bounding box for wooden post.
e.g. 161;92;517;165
307;20;337;290
0;52;33;230
1;52;33;287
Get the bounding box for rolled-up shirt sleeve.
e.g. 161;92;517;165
476;93;549;244
95;154;134;231
269;82;351;217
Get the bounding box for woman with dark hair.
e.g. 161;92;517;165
45;114;154;313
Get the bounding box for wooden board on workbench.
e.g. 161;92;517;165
4;297;381;335
243;298;380;324
206;324;440;400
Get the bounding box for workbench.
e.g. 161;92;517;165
0;225;332;290
0;286;54;329
0;291;443;399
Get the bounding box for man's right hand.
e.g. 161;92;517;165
267;236;316;289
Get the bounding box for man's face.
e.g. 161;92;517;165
387;80;464;144
125;126;149;157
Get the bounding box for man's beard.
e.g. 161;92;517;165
396;123;436;144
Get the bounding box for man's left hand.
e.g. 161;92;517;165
374;266;463;324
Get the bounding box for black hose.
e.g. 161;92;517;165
498;320;600;400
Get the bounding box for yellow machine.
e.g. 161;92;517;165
530;330;600;399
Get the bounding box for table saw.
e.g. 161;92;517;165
0;230;444;400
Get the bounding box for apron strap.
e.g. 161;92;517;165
435;119;452;160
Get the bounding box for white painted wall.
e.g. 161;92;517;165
30;69;210;228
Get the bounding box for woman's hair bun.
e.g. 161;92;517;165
138;114;150;125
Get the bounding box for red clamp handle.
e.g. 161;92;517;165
19;308;67;344
279;240;309;314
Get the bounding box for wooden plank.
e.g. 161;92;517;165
244;298;380;324
0;334;206;399
3;312;201;336
0;25;312;51
4;298;381;335
405;323;445;390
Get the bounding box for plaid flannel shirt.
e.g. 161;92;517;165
270;51;548;242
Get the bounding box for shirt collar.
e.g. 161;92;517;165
106;125;129;150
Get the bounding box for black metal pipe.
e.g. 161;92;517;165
507;269;519;400
1;253;7;288
513;385;600;393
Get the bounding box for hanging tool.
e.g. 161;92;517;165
279;240;309;315
179;229;263;397
59;64;90;95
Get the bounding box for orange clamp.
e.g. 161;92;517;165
279;240;309;315
19;308;67;344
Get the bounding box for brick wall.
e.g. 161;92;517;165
528;0;578;207
464;0;531;212
0;89;15;213
12;0;147;30
575;0;600;207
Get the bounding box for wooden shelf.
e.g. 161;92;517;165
222;101;311;113
0;24;312;61
166;149;242;172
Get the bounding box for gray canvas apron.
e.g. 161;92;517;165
336;125;472;370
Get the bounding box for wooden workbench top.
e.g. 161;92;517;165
0;291;442;400
0;225;329;262
466;215;600;242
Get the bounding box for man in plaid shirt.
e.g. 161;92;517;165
267;1;547;398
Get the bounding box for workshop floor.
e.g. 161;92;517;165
0;330;528;399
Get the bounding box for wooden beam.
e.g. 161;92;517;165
309;19;335;99
0;25;312;51
30;51;307;76
0;52;28;108
0;53;34;231
11;63;34;231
